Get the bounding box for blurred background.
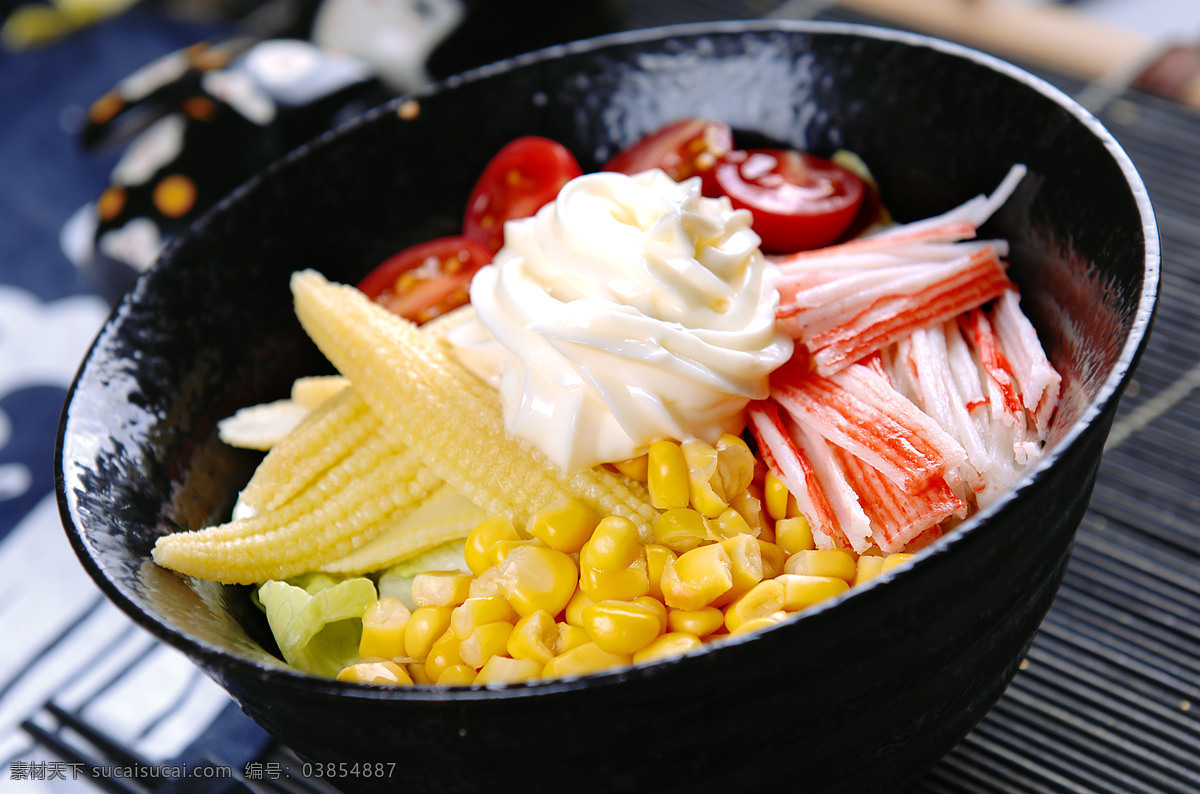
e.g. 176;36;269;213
2;1;1198;792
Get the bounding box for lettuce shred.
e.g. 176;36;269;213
258;575;377;677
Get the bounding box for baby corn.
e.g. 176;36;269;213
290;270;656;533
152;430;443;584
320;484;486;575
237;385;378;514
233;310;467;514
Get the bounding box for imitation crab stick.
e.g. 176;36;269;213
747;402;860;551
889;325;989;500
990;288;1062;439
769;360;966;495
770;164;1029;377
773;219;980;266
776;245;1013;375
831;445;965;553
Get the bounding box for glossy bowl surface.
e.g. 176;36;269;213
57;20;1158;794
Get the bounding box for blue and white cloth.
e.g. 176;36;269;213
0;7;280;791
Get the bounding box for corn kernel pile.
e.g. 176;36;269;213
337;434;913;687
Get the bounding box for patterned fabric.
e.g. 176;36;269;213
0;6;281;790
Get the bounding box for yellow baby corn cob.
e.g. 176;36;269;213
290;375;349;409
152;430;442;584
236;385;378;514
215;377;347;453
236;306;474;513
320;484;486;575
290;269;657;533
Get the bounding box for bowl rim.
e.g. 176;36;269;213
55;17;1161;702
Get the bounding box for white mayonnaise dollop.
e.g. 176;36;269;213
448;168;793;471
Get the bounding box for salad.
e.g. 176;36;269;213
152;119;1060;687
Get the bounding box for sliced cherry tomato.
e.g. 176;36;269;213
357;235;492;323
602;117;733;189
711;149;865;252
463;136;583;252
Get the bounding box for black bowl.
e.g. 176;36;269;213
56;20;1158;794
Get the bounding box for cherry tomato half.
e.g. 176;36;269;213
711;149;865;252
357;235;492;324
463;136;583;252
602;117;734;188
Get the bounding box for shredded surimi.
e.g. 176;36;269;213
771;164;1029;378
871;164;1028;237
786;247;1012;375
831;445;966;553
752;164;1061;554
746;402;861;551
770;361;966;494
990;288;1061;438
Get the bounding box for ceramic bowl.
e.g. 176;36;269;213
57;20;1158;794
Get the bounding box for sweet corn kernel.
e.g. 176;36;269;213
407;662;433;685
565;588;596;627
632;595;668;633
491;538;544;564
475;655;542;685
758;540;786;579
652;507;710;553
724;579;786;633
542;642;631;679
881;553;916;573
611;454;649;482
775;516;816;555
667;606;724;637
711;534;764;607
459;621;514;669
730;487;769;540
437;664;477;686
467;566;505;599
660;543;733;611
424;632;463;682
707;506;755;541
648;440;690;509
527;496;596;553
854;555;886;586
404;606;452;661
336;658;413;686
555;623;589;655
451;596;516;640
507;610;557;665
681;439;726;518
763;471;791;521
464;515;521;575
581;600;663;655
715;434;755;496
784;548;857;582
728;611;788;636
777;573;850;611
411;571;474;608
581;516;642;571
578;557;650;602
644;544;676;600
497;545;579;618
633;632;703;664
358;598;411;659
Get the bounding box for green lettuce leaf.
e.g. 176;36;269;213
258;576;377;677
